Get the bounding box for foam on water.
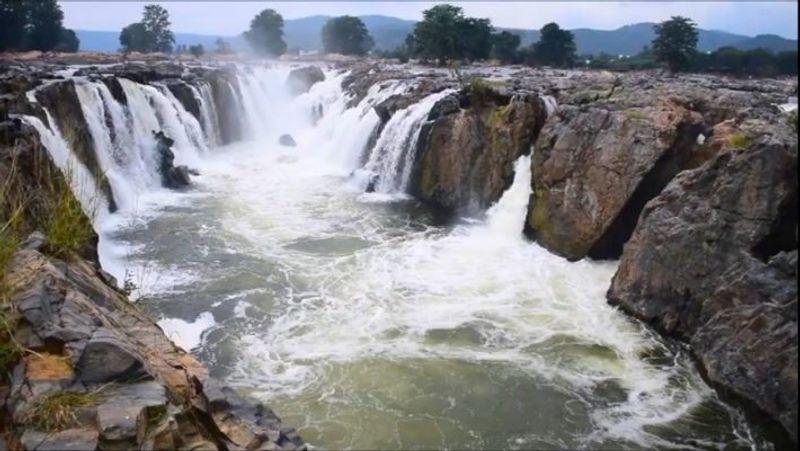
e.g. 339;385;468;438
25;63;763;450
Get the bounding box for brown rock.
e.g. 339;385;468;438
607;134;798;441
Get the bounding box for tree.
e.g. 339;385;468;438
24;0;64;50
119;22;151;52
142;4;174;52
532;23;576;68
653;16;698;72
491;31;521;63
215;37;232;54
55;28;79;52
189;44;204;58
410;4;465;65
321;15;374;56
458;17;492;61
0;0;29;51
245;9;286;57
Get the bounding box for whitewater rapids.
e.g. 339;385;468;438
28;63;764;450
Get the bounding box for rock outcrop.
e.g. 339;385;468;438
154;131;191;189
410;85;548;213
279;134;296;147
607;132;798;441
286;66;325;96
525;100;705;260
3;242;305;450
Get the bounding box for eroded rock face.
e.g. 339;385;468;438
607;134;798;441
4;242;306;450
208;70;243;145
525;101;705;261
286;66;325;96
166;80;202;122
410;88;548;213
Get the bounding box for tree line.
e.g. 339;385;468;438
0;0;78;52
23;2;788;79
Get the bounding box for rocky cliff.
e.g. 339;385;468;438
1;87;306;450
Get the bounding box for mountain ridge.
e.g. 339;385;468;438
76;15;797;55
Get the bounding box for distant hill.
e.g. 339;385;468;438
76;17;797;56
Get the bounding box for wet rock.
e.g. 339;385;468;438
155;131;191;189
608;133;798;442
286;66;325;96
166;80;202;122
20;428;99;451
96;381;167;446
34;79;117;212
525;101;705;261
279;134;297;147
411;89;548;213
77;329;148;383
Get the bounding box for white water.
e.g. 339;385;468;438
363;89;456;194
26;63;761;450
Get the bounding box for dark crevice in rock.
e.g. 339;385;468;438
752;187;798;262
588;121;705;260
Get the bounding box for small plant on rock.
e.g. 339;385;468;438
44;178;94;259
728;133;748;149
25;390;106;431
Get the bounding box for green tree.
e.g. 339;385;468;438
215;37;232;54
189;44;204;57
410;4;465;65
245;9;287;57
142;4;174;52
776;50;798;75
532;23;576;68
25;0;64;50
55;28;79;52
458;17;493;61
119;22;151;52
653;16;698;72
321;15;374;56
491;31;521;63
0;0;29;51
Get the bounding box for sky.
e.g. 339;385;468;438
61;1;798;39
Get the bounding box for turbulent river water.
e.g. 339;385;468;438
27;63;774;449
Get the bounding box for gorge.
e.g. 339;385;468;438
0;56;797;450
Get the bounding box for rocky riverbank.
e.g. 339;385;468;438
1;53;797;445
0;113;305;449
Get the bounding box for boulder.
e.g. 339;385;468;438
278;134;296;147
410;88;548;213
154;131;191;189
607;134;798;442
525;101;705;261
20;428;99;451
286;66;325;96
77;329;148;383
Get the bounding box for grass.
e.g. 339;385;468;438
624;109;647;121
25;389;106;432
728;133;748;149
43;178;94;259
787;110;798;132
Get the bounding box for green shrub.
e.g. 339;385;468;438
44;184;93;259
728;133;748;149
787;109;798;132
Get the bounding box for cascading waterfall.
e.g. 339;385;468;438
20;112;108;219
362;89;455;193
20;63;762;450
192;82;221;146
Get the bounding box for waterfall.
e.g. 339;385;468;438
21;113;108;219
362;89;456;193
485;155;532;237
192;82;221;146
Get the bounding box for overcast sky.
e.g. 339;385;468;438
61;1;798;39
